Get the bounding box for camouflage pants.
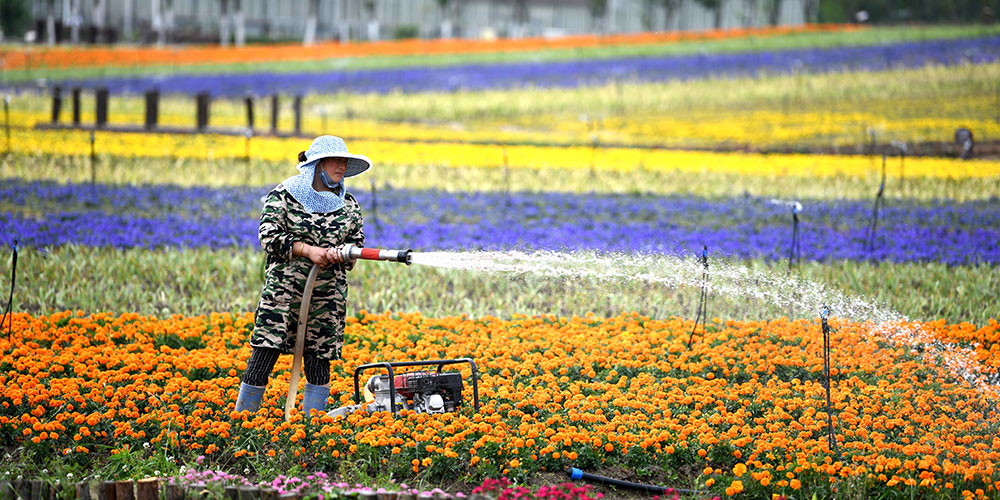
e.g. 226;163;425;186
251;260;348;360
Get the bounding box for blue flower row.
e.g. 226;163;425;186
15;36;1000;96
3;180;997;265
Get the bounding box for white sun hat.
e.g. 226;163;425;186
296;135;371;178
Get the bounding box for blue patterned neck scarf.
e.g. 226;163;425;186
284;161;346;214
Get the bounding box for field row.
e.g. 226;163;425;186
2;246;997;326
0;311;996;499
3;179;999;266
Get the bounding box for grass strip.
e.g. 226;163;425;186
1;246;995;325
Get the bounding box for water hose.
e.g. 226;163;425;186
285;264;320;422
283;246;414;422
566;468;702;496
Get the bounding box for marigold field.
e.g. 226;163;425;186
1;310;998;498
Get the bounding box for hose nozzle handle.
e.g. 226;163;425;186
340;244;412;265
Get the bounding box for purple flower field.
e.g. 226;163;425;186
15;36;1000;96
3;180;998;265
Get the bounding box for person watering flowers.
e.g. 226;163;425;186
234;135;369;416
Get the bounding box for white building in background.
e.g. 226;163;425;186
29;0;809;46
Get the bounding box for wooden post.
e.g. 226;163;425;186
245;95;254;131
95;88;109;129
358;491;377;500
0;481;13;500
236;487;257;500
162;484;183;500
71;88;81;125
223;487;238;500
144;90;159;130
196;92;211;131
28;481;43;500
270;95;279;135
74;483;91;500
50;86;63;124
14;480;30;500
135;480;157;500
257;489;276;500
292;95;302;136
114;482;133;500
97;482;115;500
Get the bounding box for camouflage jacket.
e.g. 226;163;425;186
251;183;365;360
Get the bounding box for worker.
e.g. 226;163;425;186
234;135;369;416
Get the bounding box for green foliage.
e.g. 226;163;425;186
0;0;30;38
1;246;996;325
818;0;1000;23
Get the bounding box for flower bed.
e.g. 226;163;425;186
0;311;996;498
3;181;999;265
32;36;1000;97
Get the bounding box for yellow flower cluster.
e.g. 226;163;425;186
10;127;999;179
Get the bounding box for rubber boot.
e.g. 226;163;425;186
302;383;331;417
234;383;266;413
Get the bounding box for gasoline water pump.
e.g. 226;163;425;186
327;359;480;419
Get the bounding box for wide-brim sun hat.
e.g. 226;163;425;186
296;135;371;178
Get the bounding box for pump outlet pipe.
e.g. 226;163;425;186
285;245;414;422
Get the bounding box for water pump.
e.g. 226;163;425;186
327;359;480;419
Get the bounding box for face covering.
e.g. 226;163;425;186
283;161;347;214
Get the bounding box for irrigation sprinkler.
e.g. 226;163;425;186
2;240;16;341
686;245;709;349
891;140;907;195
865;154;887;254
769;199;802;272
369;177;381;232
820;306;838;455
954;128;974;160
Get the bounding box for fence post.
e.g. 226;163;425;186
95;88;108;129
14;480;29;500
135;479;157;500
71;87;81;125
28;481;43;500
50;86;62;124
270;95;280;135
163;484;184;500
293;95;302;136
114;481;133;500
0;481;12;500
98;481;116;500
196;93;211;131
245;95;254;131
144;90;159;130
74;482;91;500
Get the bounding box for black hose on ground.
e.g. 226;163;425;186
566;468;702;496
